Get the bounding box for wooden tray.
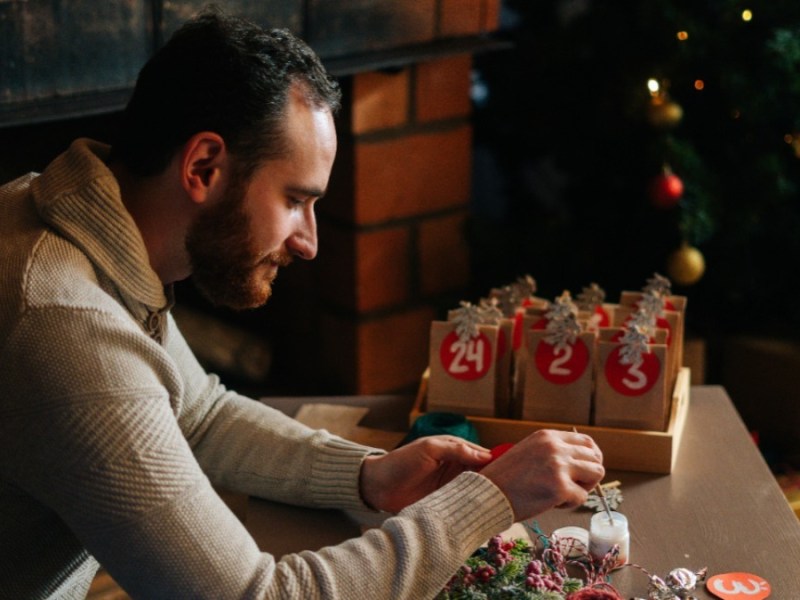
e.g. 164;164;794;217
410;367;691;474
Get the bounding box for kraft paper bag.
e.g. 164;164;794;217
511;307;549;418
427;320;499;417
620;291;687;379
495;318;515;418
613;304;680;393
593;337;669;431
521;329;596;424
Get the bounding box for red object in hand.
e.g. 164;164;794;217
649;170;684;208
479;443;514;471
490;442;515;461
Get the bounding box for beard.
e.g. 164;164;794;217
185;179;293;310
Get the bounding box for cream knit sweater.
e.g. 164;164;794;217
0;139;513;599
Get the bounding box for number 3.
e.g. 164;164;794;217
622;359;647;390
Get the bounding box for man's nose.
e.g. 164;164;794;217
287;212;317;260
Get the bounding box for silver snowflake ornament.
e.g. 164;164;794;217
644;272;672;297
584;486;623;511
576;282;606;310
451;301;482;342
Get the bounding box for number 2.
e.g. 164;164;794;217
549;345;573;376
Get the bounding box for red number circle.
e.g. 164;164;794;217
594;305;611;327
534;338;589;384
605;346;661;396
440;331;492;381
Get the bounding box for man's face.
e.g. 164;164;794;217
186;88;337;310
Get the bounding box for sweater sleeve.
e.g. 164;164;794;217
1;306;515;599
165;313;381;511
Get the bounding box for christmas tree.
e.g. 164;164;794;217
470;0;800;349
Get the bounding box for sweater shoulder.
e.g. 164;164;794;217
1;179;124;347
1;173;112;311
25;232;115;312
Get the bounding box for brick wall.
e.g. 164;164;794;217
305;3;500;395
1;2;501;395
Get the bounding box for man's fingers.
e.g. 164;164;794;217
575;459;606;491
572;443;604;468
415;435;492;465
568;431;604;462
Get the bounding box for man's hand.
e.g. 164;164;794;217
359;430;604;520
479;429;605;521
359;435;493;514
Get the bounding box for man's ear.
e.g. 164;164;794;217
180;132;227;204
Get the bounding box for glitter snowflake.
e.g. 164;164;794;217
619;326;651;366
489;285;518;318
546;291;578;321
584;486;623;512
576;282;606;311
638;291;666;319
627;307;656;336
544;292;581;349
451;301;483;342
643;273;672;297
478;297;504;325
512;274;538;301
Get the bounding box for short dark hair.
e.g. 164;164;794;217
109;8;341;179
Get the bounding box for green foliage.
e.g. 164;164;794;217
436;536;600;599
471;1;800;338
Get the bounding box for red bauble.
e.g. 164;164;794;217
649;170;684;208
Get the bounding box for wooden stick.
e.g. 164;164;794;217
600;480;621;489
573;427;614;523
594;482;615;523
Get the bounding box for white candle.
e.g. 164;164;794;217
589;511;629;566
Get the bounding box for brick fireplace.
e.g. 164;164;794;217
268;10;502;396
317;53;475;394
0;0;503;397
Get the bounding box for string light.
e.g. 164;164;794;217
677;31;689;41
694;80;705;91
742;10;753;22
645;79;682;128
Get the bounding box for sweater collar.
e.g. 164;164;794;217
31;138;168;311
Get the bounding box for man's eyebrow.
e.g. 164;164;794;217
286;185;326;198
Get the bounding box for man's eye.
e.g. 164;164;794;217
289;197;305;206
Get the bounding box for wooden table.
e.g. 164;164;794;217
252;386;800;597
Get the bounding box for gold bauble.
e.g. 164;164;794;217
646;97;683;129
667;243;705;286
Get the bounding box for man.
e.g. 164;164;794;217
0;10;604;599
